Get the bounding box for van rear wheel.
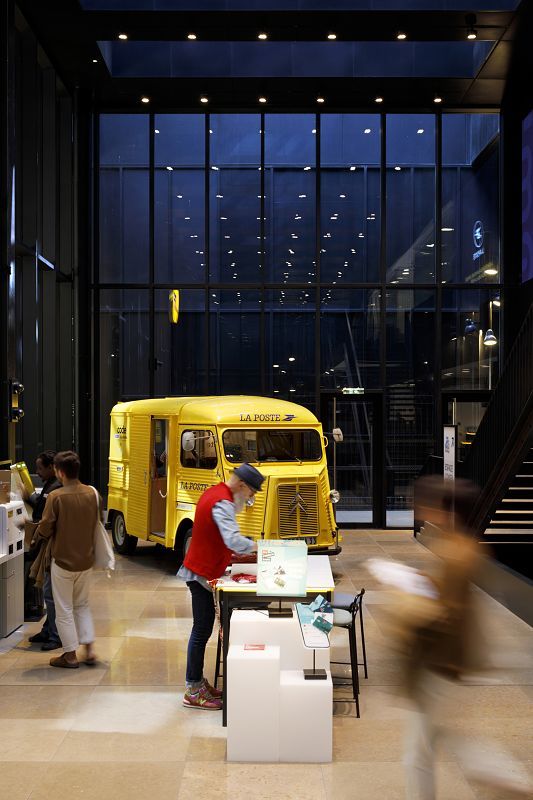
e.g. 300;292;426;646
111;513;138;555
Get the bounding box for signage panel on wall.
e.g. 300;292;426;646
443;425;456;482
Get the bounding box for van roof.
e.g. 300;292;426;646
111;396;319;425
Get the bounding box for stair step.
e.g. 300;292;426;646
495;509;533;514
501;498;533;502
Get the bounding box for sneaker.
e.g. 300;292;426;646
183;685;222;711
202;678;223;699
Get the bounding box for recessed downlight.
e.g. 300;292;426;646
317;96;325;104
375;96;383;103
187;33;197;40
327;33;337;40
118;33;128;40
417;128;424;134
92;58;98;63
434;96;443;103
141;96;150;104
258;96;267;103
397;32;407;40
364;128;371;134
200;96;209;103
258;32;268;40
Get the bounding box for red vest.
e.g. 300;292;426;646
183;483;235;580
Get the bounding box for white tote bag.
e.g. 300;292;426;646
90;486;115;571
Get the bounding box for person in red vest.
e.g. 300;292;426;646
178;463;265;710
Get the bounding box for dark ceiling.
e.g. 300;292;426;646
15;0;533;112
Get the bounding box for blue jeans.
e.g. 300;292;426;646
186;581;216;687
41;570;61;645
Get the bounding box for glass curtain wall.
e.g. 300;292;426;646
97;111;501;524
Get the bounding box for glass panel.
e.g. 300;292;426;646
386;288;435;526
154;289;206;395
209;114;261;283
447;400;488;463
99;289;150;490
154;115;205;283
326;398;373;525
386;115;436;284
85;2;521;11
442;289;501;389
180;430;217;469
265;289;315;410
222;429;322;464
442;114;500;283
265;115;316;283
209;290;261;395
320;288;381;390
100;114;149;166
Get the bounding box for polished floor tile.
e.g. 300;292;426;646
0;529;530;800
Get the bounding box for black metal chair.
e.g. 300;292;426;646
330;588;368;718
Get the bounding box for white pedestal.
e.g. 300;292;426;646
279;669;333;763
226;644;280;762
229;609;329;671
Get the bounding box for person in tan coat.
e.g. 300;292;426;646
36;451;101;669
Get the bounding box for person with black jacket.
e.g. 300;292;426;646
24;451;62;651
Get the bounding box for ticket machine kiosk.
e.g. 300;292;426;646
0;500;25;636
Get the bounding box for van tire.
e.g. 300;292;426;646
111;513;138;555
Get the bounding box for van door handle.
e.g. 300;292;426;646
144;470;147;485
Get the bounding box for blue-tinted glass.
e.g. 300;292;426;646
155;169;205;283
441;288;500;389
99;169;149;282
209;115;261;282
209;291;261;394
442;114;500;283
321;114;380;166
386;115;435;284
154;289;206;394
320;289;381;389
265;115;316;282
265;289;316;410
386;289;435;387
99;289;150;487
154;114;204;166
100;114;148;165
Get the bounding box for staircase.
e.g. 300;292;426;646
484;445;533;543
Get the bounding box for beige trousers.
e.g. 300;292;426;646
51;559;95;653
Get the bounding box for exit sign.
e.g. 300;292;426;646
341;387;364;395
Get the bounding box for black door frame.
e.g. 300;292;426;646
320;391;385;529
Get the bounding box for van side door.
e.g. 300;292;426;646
126;414;152;538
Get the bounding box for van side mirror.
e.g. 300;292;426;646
332;428;343;443
182;432;196;452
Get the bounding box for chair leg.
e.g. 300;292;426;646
349;624;360;718
214;629;222;688
359;604;369;679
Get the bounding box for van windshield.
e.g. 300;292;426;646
222;429;322;463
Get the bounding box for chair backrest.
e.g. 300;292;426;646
349;588;365;617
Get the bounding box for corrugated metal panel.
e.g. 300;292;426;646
108;461;126;489
236;488;267;539
126;415;152;537
278;483;319;537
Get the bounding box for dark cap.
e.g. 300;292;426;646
233;463;265;492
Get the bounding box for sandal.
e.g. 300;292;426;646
84;656;98;666
50;654;79;669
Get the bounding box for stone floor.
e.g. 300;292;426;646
0;530;531;800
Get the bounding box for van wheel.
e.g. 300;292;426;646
183;527;193;559
111;513;138;555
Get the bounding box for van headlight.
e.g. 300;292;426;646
329;489;340;504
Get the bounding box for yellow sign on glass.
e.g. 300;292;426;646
169;289;180;324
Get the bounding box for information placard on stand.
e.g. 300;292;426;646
295;602;331;680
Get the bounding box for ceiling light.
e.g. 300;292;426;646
467;28;477;39
92;59;98;63
166;166;173;171
364;128;371;134
375;96;383;103
394;166;401;171
492;297;501;307
441;226;454;232
141;96;150;104
483;329;497;346
258;32;268;40
200;96;208;103
317;96;325;103
327;33;337;40
259;96;267;103
187;33;197;40
154;129;160;134
349;166;356;171
417;128;424;134
397;32;407;40
118;33;128;40
434;96;443;104
484;267;498;276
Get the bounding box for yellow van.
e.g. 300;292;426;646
107;396;341;558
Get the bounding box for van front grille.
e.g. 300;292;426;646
278;483;319;537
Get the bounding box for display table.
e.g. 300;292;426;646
217;555;334;727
